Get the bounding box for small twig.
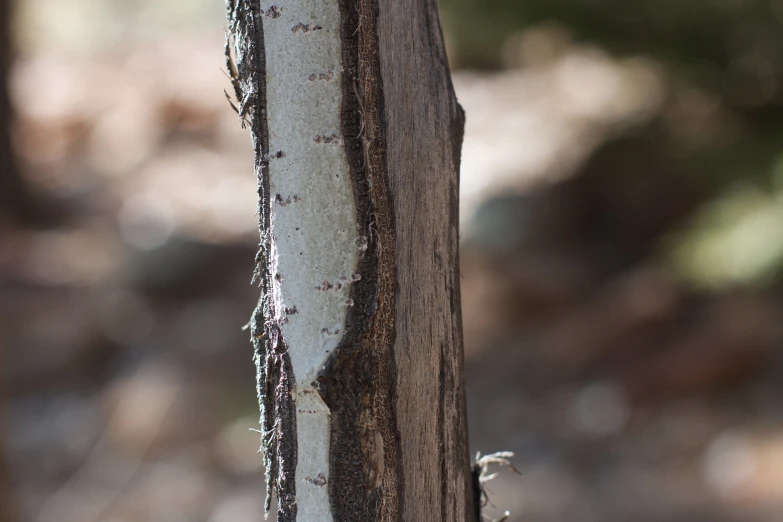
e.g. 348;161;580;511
473;451;520;522
224;89;240;115
476;451;521;482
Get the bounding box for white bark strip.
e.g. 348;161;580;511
263;1;358;519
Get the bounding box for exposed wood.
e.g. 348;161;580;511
377;1;473;519
226;1;473;520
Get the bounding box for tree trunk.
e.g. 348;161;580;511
226;1;473;520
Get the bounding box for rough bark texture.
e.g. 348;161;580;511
378;1;473;518
225;3;298;519
316;0;402;518
226;0;473;520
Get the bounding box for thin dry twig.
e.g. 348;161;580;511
473;451;521;522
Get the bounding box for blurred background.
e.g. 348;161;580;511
2;0;783;521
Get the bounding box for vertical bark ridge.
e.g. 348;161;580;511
377;0;476;520
226;1;297;519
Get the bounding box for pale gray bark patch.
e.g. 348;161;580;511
264;0;358;520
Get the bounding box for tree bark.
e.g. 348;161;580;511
226;1;473;520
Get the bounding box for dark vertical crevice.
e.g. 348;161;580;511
316;0;403;520
225;2;297;520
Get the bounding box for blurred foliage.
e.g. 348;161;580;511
442;0;783;75
442;0;783;289
666;182;783;287
15;0;223;55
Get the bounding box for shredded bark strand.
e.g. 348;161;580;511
225;1;297;519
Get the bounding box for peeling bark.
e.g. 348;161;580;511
226;1;474;520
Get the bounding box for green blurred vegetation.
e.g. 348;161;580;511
442;0;783;76
442;0;783;288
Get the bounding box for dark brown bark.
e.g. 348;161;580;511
377;1;473;519
317;0;402;520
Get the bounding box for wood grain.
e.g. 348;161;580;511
377;1;475;520
322;0;474;519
